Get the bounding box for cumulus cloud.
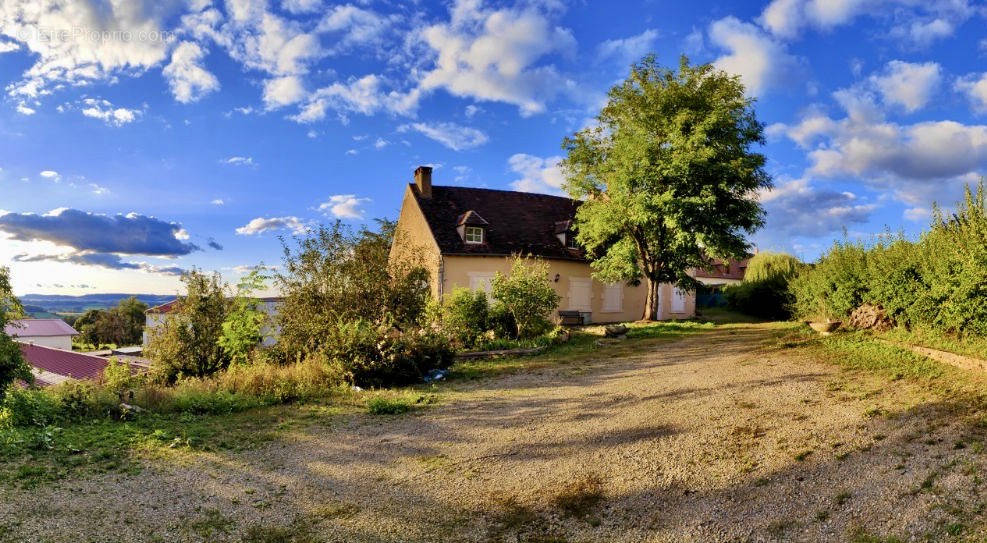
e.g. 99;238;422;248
235;216;308;235
708;17;802;96
39;170;60;181
211;199;225;206
263;75;307;109
868;60;941;113
76;98;144;126
399;121;488;151
282;0;322;14
290;74;397;123
760;178;876;237
508;154;565;195
596;29;659;66
416;0;576;116
318;194;370;219
317;4;400;55
163;41;220;104
956;72;987;113
0;208;200;256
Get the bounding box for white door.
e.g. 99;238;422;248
568;278;592;312
671;288;687;313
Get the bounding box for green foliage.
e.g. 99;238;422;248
0;267;31;403
219;269;269;365
442;288;490;347
792;181;987;338
744;252;801;283
323;319;454;388
562;55;770;319
73;297;149;347
491;256;562;339
146;270;230;382
366;395;413;415
273;220;432;359
724;252;800;320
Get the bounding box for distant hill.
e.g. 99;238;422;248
19;293;176;315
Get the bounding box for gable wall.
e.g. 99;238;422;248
389;184;444;298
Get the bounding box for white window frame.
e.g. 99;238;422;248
464;226;484;244
602;283;623;313
566;234;579;249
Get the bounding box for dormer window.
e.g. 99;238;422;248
465;226;484;244
566;234;579;249
457;210;489;245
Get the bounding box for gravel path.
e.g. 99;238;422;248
3;324;987;542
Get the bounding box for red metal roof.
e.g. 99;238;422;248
146;299;179;314
5;319;78;337
19;343;109;381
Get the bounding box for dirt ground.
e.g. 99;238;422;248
4;323;987;543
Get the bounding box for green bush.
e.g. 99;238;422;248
790;241;869;320
366;395;412;415
724;252;800;320
491;256;562;338
442;288;490;347
1;388;59;428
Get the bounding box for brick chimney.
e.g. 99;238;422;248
414;165;433;198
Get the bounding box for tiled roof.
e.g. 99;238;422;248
19;343;109;382
4;319;78;337
694;258;749;280
413;184;586;261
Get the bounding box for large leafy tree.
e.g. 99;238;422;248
0;267;32;401
562;55;770;320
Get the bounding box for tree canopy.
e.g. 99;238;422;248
0;267;32;401
562;55;771;320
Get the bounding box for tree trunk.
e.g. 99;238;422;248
643;278;660;321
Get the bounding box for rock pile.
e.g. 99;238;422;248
847;304;893;331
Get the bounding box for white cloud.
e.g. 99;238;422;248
400;121;489;151
596;29;659;66
263;75;307;108
374;137;389;149
416;0;577;116
760;178;876;236
318;194;370;219
15;103;35;115
40;170;60;181
211;199;225;206
235;216;307;235
956;73;987;113
163;41;220;104
903;18;954;46
291;74;391;123
868;60;941;113
709;17;801;96
77;98;143;126
759;0;803;38
282;0;322;14
508;154;565;195
223;156;256;167
89;183;109;195
0;40;18;53
464;104;482;118
317;4;399;54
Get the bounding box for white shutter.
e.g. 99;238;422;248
671;288;687;313
568;278;592;312
602;283;623;312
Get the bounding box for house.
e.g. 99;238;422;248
4;318;78;350
389;166;696;323
19;342;113;386
694;257;750;307
143;297;283;347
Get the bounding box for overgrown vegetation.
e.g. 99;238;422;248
724;252;801;320
791;182;987;343
0;267;32;403
71;296;148;348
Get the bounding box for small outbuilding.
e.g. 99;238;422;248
4;319;79;351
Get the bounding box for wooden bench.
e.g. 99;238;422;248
558;310;583;326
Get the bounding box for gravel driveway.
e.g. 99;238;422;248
3;323;987;542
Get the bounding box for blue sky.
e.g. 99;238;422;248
1;0;986;295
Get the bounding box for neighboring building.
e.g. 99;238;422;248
389;166;696;323
143;298;283;347
694;258;750;287
4;319;78;350
694;257;750;307
18;342;112;386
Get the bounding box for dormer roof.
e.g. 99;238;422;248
457;210;489;226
